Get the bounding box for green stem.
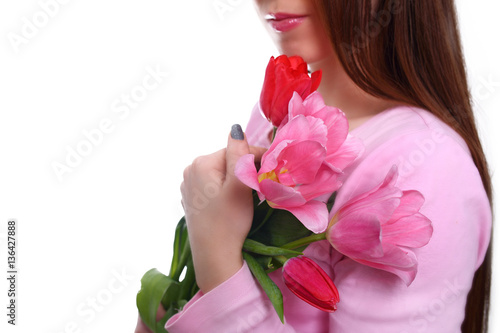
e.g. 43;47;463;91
171;237;191;282
281;232;327;250
178;258;196;301
274;255;288;266
242;252;284;323
243;239;302;256
169;217;186;278
249;206;274;237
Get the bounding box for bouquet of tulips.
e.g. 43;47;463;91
136;55;433;332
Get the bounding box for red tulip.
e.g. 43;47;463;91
259;55;322;127
282;256;339;312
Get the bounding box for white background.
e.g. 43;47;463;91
0;1;498;332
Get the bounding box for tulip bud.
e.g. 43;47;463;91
259;55;322;127
282;256;339;312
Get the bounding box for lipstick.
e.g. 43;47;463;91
265;12;307;33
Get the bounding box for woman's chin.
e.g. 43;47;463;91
277;44;334;67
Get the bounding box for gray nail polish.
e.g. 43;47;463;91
231;124;244;140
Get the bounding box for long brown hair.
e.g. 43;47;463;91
314;0;493;331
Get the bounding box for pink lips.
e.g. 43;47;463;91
266;12;307;33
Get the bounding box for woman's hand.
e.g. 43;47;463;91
134;306;166;333
181;124;266;293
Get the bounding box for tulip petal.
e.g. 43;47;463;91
310;70;322;92
302;92;327;116
277;140;326;185
355;244;418;286
328;213;383;258
382;213;433;248
383;165;399;187
296;164;342;201
288;92;359;169
326;134;365;170
259;57;276;118
261;184;330;233
281;114;328;145
317;108;349;153
388;190;425;222
259;179;306;207
283;256;339;312
276;54;292;67
288;77;314;97
284;92;332;130
283;200;329;233
235;154;261;191
301;92;349;149
287;56;308;73
339;191;401;227
337;166;401;219
260;140;292;174
286;92;307;122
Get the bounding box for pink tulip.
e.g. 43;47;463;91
235;92;363;233
326;166;433;285
283;256;339;312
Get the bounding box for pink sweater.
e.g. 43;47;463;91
166;105;491;332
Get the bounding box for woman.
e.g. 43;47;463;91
136;0;492;332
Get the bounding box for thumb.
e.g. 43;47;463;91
225;124;251;190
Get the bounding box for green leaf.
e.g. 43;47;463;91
169;217;187;279
137;268;180;333
242;252;284;323
252;255;274;270
243;239;303;257
250;208;313;247
178;258;197;301
189;283;199;299
250;192;273;233
327;192;337;212
157;311;172;333
171;235;191;282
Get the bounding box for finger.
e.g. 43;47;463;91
225;124;250;190
155;305;167;321
133;303;166;333
135;316;153;333
249;146;268;163
188;148;227;183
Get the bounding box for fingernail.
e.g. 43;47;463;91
231;124;244;140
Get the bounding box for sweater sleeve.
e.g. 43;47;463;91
326;107;491;333
165;258;330;332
